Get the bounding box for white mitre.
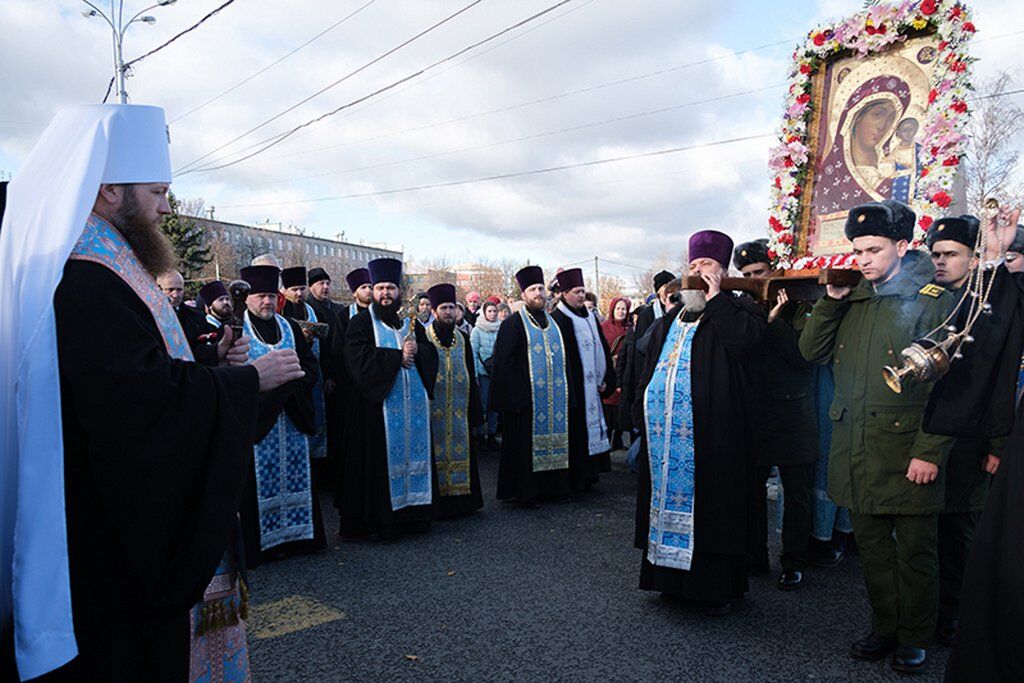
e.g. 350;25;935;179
0;104;171;680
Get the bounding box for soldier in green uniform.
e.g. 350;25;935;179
799;199;955;675
925;214;1000;647
735;239;819;592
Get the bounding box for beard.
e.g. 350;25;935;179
679;289;707;313
113;186;177;276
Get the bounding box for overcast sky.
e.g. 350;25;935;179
1;0;1021;279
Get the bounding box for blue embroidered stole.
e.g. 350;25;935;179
643;316;699;570
426;325;472;496
519;308;569;472
206;314;224;329
243;312;313;550
369;307;433;510
69;215;193;361
349;303;359;318
303;302;327;460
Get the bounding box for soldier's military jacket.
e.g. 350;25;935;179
799;252;956;514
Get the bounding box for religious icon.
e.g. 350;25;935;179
801;34;940;256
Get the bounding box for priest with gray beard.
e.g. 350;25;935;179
632;229;766;615
550;268;616;488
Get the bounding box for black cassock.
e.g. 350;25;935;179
632;295;765;604
305;294;348;489
430;322;485;517
490;308;573;503
50;261;258;681
239;313;325;568
935;268;1024;682
174;302;218;366
551;304;616;484
336;305;440;539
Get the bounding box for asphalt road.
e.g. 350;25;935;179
246;450;950;682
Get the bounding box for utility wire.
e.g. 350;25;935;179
228;83;785;190
103;0;237;103
217;132;772;208
169;0;377;123
175;0;490;174
177;0;579;175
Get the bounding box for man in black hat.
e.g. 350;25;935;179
424;283;484;517
199;280;231;330
734;239;819;590
338;258;439;539
491;265;573;507
237;264;325;567
550;267;616;488
800;199;955;673
304;267;348;490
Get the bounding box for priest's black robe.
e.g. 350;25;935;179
174;302;218;366
239;313;325;568
301;294;347;490
49;260;259;682
430;322;485;518
336;305;440;539
331;303;369;493
551;305;616;484
490;307;573;504
632;294;766;604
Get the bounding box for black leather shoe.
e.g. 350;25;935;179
937;618;959;647
777;569;804;591
702;601;733;616
850;633;897;661
891;644;927;674
803;540;844;568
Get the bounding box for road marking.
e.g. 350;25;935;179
249;595;345;640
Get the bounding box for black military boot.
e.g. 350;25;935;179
849;633;897;661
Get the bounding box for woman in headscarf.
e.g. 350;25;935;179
470;300;501;450
600;296;632;450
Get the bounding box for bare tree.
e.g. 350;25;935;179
178;196;207;218
597;274;626;310
965;70;1024;210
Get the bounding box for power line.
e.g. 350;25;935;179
177;0;580;175
217;132;772;208
103;0;237;103
213;34;798;168
174;0;489;174
228;82;785;190
169;0;378;124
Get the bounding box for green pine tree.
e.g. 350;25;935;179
160;192;211;286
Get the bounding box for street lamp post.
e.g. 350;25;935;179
81;0;177;103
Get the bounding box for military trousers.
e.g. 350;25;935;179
850;512;939;647
938;511;981;621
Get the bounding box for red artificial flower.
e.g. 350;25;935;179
786;134;801;143
949;6;962;20
933;191;953;208
943;156;960;167
774;176;782;189
767;248;778;260
791;186;803;197
950;100;968;113
866;23;888;35
779;232;794;245
938;40;949;51
928;88;938;104
769;216;785;232
930;145;940;157
783;157;794;168
921;0;937;16
919;215;934;230
796;93;811;105
799;63;813;75
962;21;976;33
953;61;968;73
813;32;827;46
921;167;930;177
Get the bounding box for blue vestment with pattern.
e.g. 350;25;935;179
369;308;433;511
244;312;314;551
519;308;569;472
643;317;698;570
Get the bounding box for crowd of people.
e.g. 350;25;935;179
4;104;1024;683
